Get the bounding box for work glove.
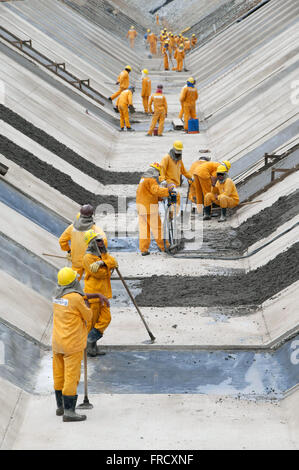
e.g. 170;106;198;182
89;260;105;273
129;105;136;114
66;251;72;261
169;189;177;204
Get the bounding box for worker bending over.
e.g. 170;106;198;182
127;26;137;48
83;230;118;356
116;86;135;131
192;160;231;210
109;65;132;102
188;155;211;204
52;267;108;421
159;140;193;209
180;77;198;131
204;165;239;222
59;204;107;280
141;69;151;114
136;162;173;256
147;84;168;137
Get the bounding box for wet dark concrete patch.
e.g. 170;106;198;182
84;335;299;397
199;190;299;256
0;135;132;212
135;243;299;307
0;104;142;184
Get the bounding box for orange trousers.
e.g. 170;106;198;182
148;111;166;135
193;176;212;205
142;96;150;113
138;212;165;252
183;103;197;130
53;350;83;396
149;42;157;55
90;302;111;334
204;192;239;209
118;105;131;129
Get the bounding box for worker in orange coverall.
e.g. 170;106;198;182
146;84;168;136
136;162;173;256
109;65;131;102
141;69;151;114
83;230;118;356
126;26;137;48
192;160;231;210
116;86;135;131
59;204;107;280
204;164;239;222
180;77;198;131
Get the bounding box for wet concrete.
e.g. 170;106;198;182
135;243;299;307
0;104;142;185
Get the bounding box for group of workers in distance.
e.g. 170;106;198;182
109;64;199;135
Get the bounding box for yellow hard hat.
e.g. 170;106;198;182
187;77;195;84
150;162;161;174
147;29;151;32
142;69;149;74
131;26;134;29
57;267;77;286
84;229;101;245
192;34;195;37
125;65;132;71
221;160;231;171
216;165;228;173
173;140;183;151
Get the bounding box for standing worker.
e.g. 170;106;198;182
59;204;107;280
162;41;170;71
116;86;135;131
191;34;197;48
156;13;159;25
126;26;137;48
83;230;118;356
180;77;198;132
159;141;193;209
52;267;108;422
147;31;158;55
184;37;191;53
141;69;151;114
173;43;185;72
146;84;168;137
136;162;173;256
109;65;132;102
192;160;231;210
204;165;239;222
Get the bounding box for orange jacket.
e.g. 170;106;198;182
149;92;167;114
174;48;185;60
117;70;130;90
191;37;197;47
180;85;198;106
116;89;133;108
59;222;107;270
147;32;157;44
213;178;239;203
159;154;191;187
184;40;191;50
83;252;118;300
127;30;137;39
141;76;151;97
52;292;92;354
136;177;169;214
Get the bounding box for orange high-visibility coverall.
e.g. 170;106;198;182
193;161;220;205
141;76;151;113
163;47;170;70
173;48;185;71
136;177;169;252
59;222;107;280
116;89;133;129
83;252;118;333
110;69;130;101
188;160;206;202
52;292;92;396
180;84;198;130
159;153;192;208
156;13;159;25
184;40;191;52
191;37;197;48
147;33;157;54
127;29;137;48
148;92;168;136
205;178;239;208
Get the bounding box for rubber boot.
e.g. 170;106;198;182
203;205;211;220
218;207;227;222
141;251;150;256
87;328;103;357
55;390;64;416
62;395;86;422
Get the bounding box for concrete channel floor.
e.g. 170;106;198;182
0;1;298;450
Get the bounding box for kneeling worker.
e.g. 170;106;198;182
204;165;239;222
52;267;108;422
83;230;118;356
136;162;174;256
